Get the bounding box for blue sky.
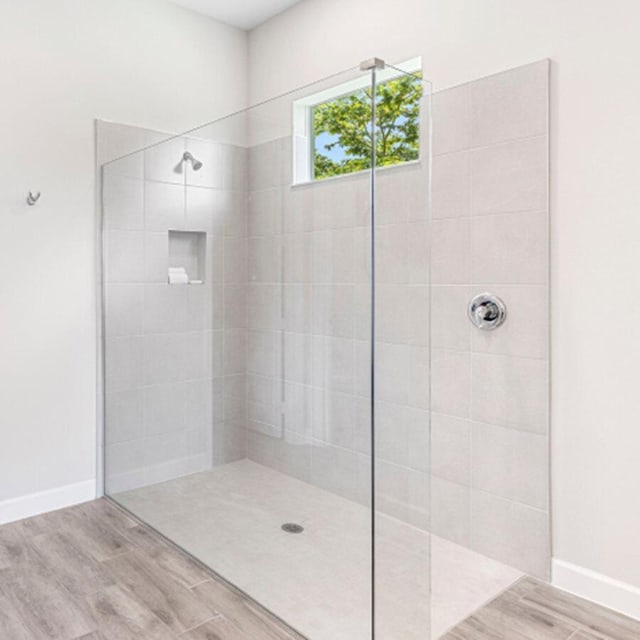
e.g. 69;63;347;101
315;131;347;162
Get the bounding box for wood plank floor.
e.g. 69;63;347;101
1;498;639;639
0;498;304;640
442;576;640;640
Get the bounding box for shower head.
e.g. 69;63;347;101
182;151;203;171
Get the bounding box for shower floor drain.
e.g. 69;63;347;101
281;523;304;534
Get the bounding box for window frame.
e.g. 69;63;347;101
292;57;423;185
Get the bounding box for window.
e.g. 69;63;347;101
293;58;422;184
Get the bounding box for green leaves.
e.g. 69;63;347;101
313;74;422;180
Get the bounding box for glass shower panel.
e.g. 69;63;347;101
371;65;432;639
103;65;381;640
101;58;551;640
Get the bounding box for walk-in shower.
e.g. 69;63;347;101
101;57;549;639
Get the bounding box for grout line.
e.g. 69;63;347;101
464;416;548;435
431;477;549;515
431;408;548;437
432;131;548;158
467;118;475;552
178;613;225;636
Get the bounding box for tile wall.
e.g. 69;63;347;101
430;60;550;578
102;59;549;580
244;132;431;529
103;133;248;493
242;60;550;578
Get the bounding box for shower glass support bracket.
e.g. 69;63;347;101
360;57;386;71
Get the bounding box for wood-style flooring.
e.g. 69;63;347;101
1;498;639;639
0;498;303;639
443;575;640;640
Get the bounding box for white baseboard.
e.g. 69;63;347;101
0;479;97;526
553;558;640;621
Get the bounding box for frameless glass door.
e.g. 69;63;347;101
103;65;380;640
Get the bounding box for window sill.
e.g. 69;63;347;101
290;158;423;190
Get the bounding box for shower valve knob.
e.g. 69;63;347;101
468;293;507;330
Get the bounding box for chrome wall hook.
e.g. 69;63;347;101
26;191;41;206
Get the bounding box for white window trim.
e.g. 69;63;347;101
292;57;422;185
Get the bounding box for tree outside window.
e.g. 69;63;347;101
312;73;422;180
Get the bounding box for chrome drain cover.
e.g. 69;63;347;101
281;523;304;534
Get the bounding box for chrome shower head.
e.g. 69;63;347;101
182;151;203;171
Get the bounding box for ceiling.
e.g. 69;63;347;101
169;0;303;30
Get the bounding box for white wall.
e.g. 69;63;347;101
0;0;247;514
249;0;640;597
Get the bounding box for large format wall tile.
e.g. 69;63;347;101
145;181;185;231
471;60;549;148
376;285;410;343
104;131;248;493
142;284;187;334
375;224;409;284
431;413;471;486
431;349;471;417
105;337;144;393
105;231;146;283
471;490;549;579
430;61;549;575
407;221;429;284
104;285;144;337
432;84;472;156
431;219;471;284
471;211;547;284
431;286;471;351
471;353;548;434
313;284;356;338
471;136;548;215
105;389;145;445
103;174;144;230
432;151;470;219
143;232;169;284
223;237;248;284
407;285;430;347
472;422;549;509
185;186;228;234
431;477;471;547
143;383;187;436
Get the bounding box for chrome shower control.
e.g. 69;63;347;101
468;293;507;331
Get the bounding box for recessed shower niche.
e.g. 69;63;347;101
168;229;206;284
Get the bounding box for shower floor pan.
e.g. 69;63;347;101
113;459;522;639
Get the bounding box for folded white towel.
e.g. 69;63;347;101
168;271;189;284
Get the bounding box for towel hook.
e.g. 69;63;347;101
26;191;41;206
